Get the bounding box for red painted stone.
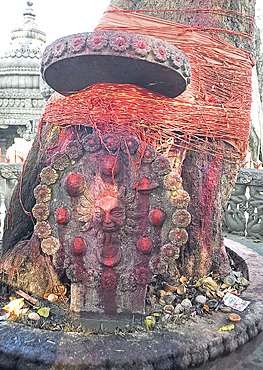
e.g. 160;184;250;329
40;189;46;197
148;209;165;226
102;269;118;291
137;177;158;192
56;208;69;225
100;156;120;177
137;237;152;254
65;173;85;197
73;237;86;257
135;267;151;285
167;248;173;256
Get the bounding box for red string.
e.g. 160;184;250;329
39;81;251;163
94;8;253;161
106;7;254;39
107;8;253;21
9;7;253;225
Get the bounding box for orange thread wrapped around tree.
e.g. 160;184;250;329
39;7;254;162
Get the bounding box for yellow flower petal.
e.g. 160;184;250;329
37;307;50;318
3;298;24;315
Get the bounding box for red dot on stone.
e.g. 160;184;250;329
89;139;95;145
73;237;86;257
39;189;46;197
101;156;120;177
180;216;185;221
137;237;152;254
145;151;150;158
177;233;181;239
65;173;85;197
141;238;151;251
56;208;69;225
148;209;165;226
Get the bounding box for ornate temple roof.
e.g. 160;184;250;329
0;1;47;140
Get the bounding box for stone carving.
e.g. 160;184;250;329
0;193;5;242
0;164;22;236
0;97;44;108
224;183;247;235
29;129;191;316
0;164;21;180
223;168;263;239
1;29;192;316
247;184;263;239
41;30;191;97
4;45;43;59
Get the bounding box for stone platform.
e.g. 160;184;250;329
0;239;262;370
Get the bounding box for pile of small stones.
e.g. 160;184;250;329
0;270;249;334
144;271;250;329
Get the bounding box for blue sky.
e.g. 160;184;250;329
0;0;111;55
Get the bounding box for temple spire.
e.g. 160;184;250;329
0;0;47;142
23;2;36;25
10;1;46;43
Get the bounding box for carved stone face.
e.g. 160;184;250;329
34;129;191;316
93;196;125;233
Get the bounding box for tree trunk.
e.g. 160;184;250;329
1;0;256;283
110;0;255;276
110;0;255;51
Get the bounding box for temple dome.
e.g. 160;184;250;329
0;1;47;141
0;2;46;86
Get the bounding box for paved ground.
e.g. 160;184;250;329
0;234;262;369
223;232;263;257
196;234;263;369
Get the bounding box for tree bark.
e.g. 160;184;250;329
110;0;255;51
1;0;256;281
110;0;255;276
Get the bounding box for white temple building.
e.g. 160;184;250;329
0;1;47;158
0;2;48;242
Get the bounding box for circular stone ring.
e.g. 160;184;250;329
41;30;191;97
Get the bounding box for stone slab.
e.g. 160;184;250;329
41;31;191;97
0;239;262;369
